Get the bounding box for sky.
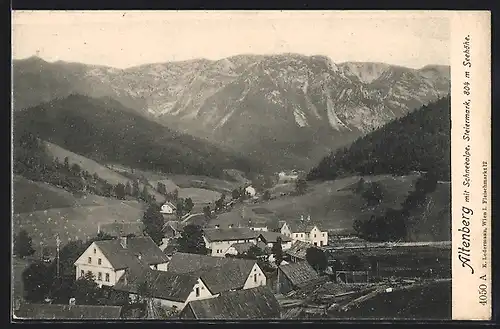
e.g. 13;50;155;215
12;11;451;69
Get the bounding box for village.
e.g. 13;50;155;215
13;170;452;320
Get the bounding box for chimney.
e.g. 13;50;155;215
120;236;128;249
69;298;76;306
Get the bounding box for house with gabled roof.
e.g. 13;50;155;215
203;228;260;257
284;240;318;263
113;268;214;310
98;221;144;238
257;231;292;250
160;201;177;215
277;261;320;295
179;286;281;320
74;236;169;287
166;252;267;292
279;216;328;247
14;304;123;320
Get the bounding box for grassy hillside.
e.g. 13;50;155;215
308;96;451;181
249;174;450;241
13;198;144;248
13;175;78;214
14;94;263;179
44;142;132;186
44;142;165;202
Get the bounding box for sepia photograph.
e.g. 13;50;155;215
10;10;490;321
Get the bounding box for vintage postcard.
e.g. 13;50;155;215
11;10;491;321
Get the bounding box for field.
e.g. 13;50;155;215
45;142;133;186
13;176;79;214
168;174;242;194
13;195;144;248
329;279;451;320
178;188;222;204
45;143;165;202
246;174;451;241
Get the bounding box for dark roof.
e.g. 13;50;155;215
229;242;257;254
15;304;122;319
258;231;291;243
183;286;281;319
92;237;169;270
286;221;323;233
279;261;319;288
99;222;144;237
285;241;316;260
207;212;244;229
167;252;257;293
162;221;185;238
162;201;177;210
113;269;198;302
204;228;259;242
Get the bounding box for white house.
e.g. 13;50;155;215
245;185;257;197
203;228;260;257
167;252;267;291
160;201;177;215
279;216;328;247
74;236;170;287
113;269;214;310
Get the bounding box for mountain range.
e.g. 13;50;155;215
13;54;450;170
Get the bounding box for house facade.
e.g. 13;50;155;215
74;236;170;287
160;202;176;215
245;185;256;197
203;228;260;257
279;217;328;247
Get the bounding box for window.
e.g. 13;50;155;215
80;270;84;277
301;234;303;238
320;241;324;246
254;274;257;283
88;271;93;278
93;248;96;254
195;287;200;297
295;234;298;238
105;273;110;282
314;234;317;238
314;242;317;246
322;233;325;237
98;272;102;281
88;257;92;264
98;258;102;265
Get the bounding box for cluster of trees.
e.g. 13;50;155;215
353;172;439;242
14;229;35;258
175;224;208;255
305;247;328;273
355;179;385;207
13;129;158;203
307;97;451;181
21;232;117;304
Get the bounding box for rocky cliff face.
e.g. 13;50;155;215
13;54;450;169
